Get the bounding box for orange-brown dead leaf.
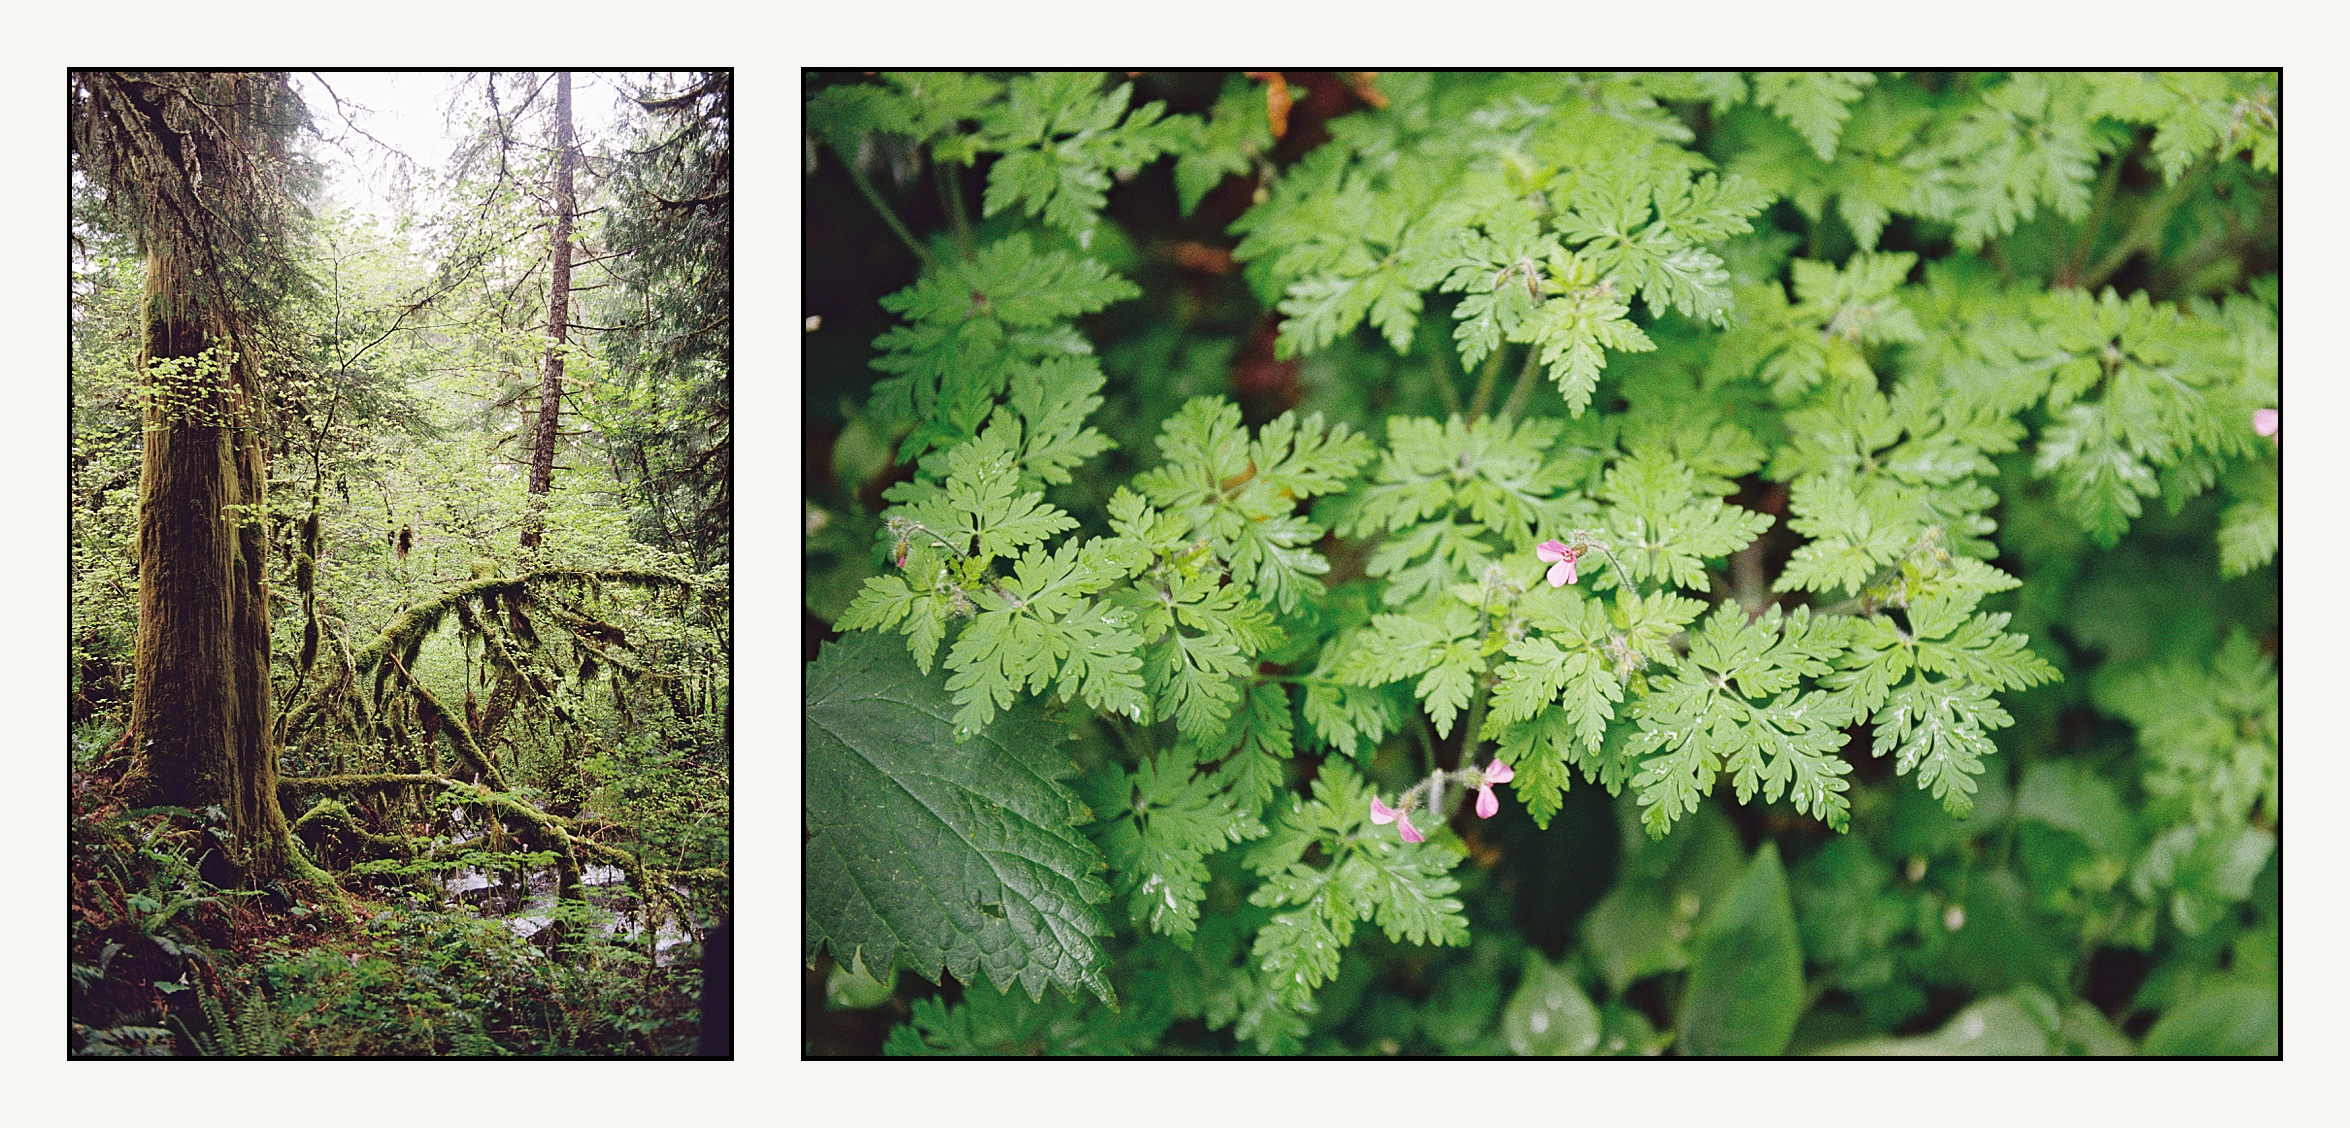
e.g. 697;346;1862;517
1171;241;1237;274
1244;71;1294;138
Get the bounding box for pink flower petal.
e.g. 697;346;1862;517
1397;814;1424;843
1537;539;1572;563
2254;408;2279;438
1369;796;1398;825
1547;560;1573;587
1484;759;1514;785
1476;785;1498;819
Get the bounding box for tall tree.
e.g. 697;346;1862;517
70;71;313;883
601;71;731;567
522;70;576;550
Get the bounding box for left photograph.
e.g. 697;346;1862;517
69;70;733;1057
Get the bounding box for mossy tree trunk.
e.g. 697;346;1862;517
74;71;309;886
118;251;289;884
522;70;575;551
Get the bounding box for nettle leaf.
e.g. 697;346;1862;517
1627;605;1857;838
976;73;1189;248
1750;71;1876;161
1082;752;1268;946
805;631;1115;1005
1598;454;1775;593
886;986;1170;1056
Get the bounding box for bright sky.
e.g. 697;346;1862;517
294;70;640;218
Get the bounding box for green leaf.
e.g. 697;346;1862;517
2086;72;2279;183
868;233;1138;461
1083;751;1268;945
1502;952;1601;1056
2140;983;2278;1056
1628;605;1855;837
2095;630;2277;827
805;631;1115;1004
1816;990;2063;1056
1676;841;1805;1056
1750;71;1876;161
1582;799;1745;993
1599;454;1775;594
976;74;1189;248
885;986;1171;1056
1906;73;2115;250
1173;76;1273;215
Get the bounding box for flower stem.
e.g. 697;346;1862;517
1499;343;1545;419
843;153;938;271
2079;162;2212;293
1468;343;1505;420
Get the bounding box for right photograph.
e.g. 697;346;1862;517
801;71;2280;1058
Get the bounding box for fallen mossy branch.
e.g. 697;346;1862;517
279;567;691;743
289;797;421;857
279;772;448;798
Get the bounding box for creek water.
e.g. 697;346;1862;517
434;851;698;965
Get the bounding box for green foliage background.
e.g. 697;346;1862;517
803;71;2277;1057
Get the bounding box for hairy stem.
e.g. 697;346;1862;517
936;157;974;261
1433;355;1464;418
1499;343;1545;420
843;151;938;271
1467;342;1505;420
2079;162;2212;293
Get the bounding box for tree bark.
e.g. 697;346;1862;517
118;248;288;884
522;71;575;550
77;71;306;889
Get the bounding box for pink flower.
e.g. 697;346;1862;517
2254;408;2278;439
1474;759;1515;819
1368;795;1424;843
1536;539;1580;587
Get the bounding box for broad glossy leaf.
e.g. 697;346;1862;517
805;631;1115;1003
1676;841;1804;1056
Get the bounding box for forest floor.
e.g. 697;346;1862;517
68;739;712;1057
